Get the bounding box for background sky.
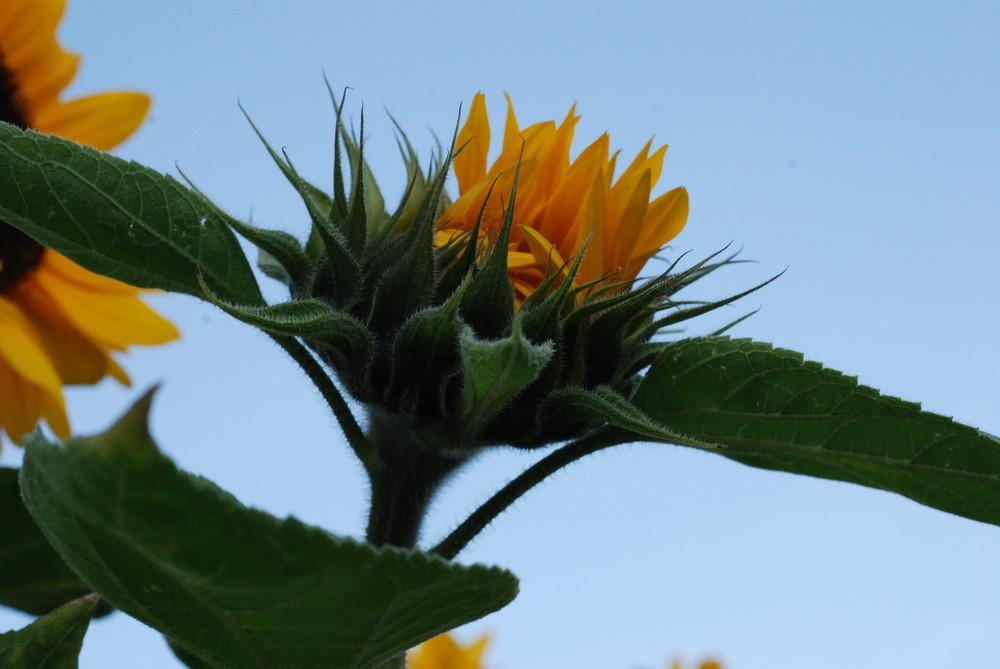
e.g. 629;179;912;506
2;2;999;668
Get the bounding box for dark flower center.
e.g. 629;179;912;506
0;54;46;295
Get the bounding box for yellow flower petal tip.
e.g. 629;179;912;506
0;0;151;150
408;633;490;669
438;93;688;306
670;658;726;669
0;0;174;446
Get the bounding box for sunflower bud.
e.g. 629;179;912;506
237;92;758;462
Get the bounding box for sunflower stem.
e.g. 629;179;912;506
364;408;467;548
269;334;376;471
430;428;622;560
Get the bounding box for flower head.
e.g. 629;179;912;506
253;89;749;458
408;633;489;669
437;93;688;305
0;0;178;444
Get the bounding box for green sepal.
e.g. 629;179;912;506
540;387;718;451
366;231;435;343
342;120;386;237
498;275;581;442
633;337;1000;527
433;179;495;305
384;115;436;237
19;391;519;669
459;317;554;429
619;340;673;379
323;82;367;254
0;468;96;616
309;217;362;309
0;123;262;305
0;594;100;669
364;155;445;342
646;270;782;333
385;286;466;418
224;217;314;297
360;128;452;329
239;104;334;232
457;161;520;340
198;282;373;386
256;249;292;285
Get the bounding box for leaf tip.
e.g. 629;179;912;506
77;386;161;462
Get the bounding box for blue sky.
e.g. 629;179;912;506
2;2;999;667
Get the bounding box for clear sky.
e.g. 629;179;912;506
2;2;999;668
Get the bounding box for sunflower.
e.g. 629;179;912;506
437;93;689;306
408;633;489;669
0;0;178;445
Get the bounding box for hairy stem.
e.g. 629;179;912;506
269;334;376;471
364;409;468;548
431;428;622;560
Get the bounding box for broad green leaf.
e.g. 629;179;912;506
20;392;518;669
459;319;554;425
0;468;94;616
633;337;1000;526
168;638;216;669
0;594;99;669
0;123;262;305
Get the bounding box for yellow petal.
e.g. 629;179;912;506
454;92;490;194
0;298;69;442
500;92;520;159
627;185;688;277
537;132;609;251
0;0;77;111
0;355;67;445
610;168;652;280
0;297;63;392
10;278;113;385
519;224;568;276
441;94;687;305
31;258;179;350
42;250;145;295
32;91;151;150
408;633;489;669
576;168;610;286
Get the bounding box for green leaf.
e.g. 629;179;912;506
168;637;216;669
459;318;554;425
633;337;1000;526
0;594;99;669
20;391;519;669
0;468;94;616
0;123;261;305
